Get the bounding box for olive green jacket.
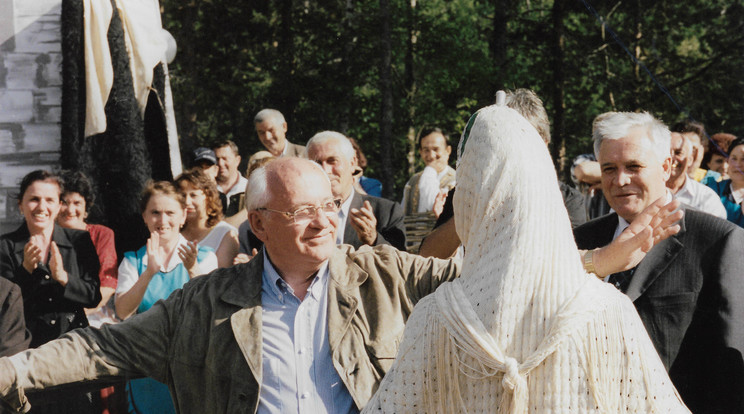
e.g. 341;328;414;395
2;245;459;413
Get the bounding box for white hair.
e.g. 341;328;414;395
244;166;270;211
305;131;356;161
244;158;331;212
592;111;671;163
254;108;286;125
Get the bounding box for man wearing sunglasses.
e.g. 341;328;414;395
0;157;458;414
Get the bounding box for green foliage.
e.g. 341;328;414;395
161;0;744;196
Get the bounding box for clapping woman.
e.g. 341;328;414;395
114;181;217;414
175;169;239;268
0;170;100;413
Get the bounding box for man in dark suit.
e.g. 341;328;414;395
306;131;406;250
574;111;744;413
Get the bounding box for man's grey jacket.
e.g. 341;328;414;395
1;245;459;413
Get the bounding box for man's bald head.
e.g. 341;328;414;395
245;157;331;212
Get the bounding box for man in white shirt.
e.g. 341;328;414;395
400;128;456;215
666;132;726;218
213;140;249;218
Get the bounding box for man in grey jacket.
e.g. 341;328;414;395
0;157;458;414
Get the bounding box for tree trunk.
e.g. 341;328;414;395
550;0;567;180
405;0;417;178
278;0;297;120
379;0;395;198
339;0;355;134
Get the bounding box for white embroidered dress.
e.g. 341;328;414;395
363;105;689;413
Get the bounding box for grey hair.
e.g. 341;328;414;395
592;111;671;163
305;131;356;161
244;166;270;212
244;158;332;212
254;108;286;125
504;89;551;144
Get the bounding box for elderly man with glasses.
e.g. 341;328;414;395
0;157;459;414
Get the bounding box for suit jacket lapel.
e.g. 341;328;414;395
327;248;366;353
224;251;265;384
625;212;687;301
343;192;364;245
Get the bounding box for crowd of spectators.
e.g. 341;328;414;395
1;98;743;414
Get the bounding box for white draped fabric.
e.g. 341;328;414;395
363;105;689;413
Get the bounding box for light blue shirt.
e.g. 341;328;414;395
258;251;357;414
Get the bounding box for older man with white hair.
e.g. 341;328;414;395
305;131;406;250
0;157;459;413
666;131;726;218
574;111;744;413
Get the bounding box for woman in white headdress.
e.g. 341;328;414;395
362;105;689;413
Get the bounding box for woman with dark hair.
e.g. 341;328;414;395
175;169;239;268
115;180;217;414
57;170;118;326
702;133;736;180
0;169;100;413
708;138;744;228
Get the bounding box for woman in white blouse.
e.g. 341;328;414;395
176;168;240;267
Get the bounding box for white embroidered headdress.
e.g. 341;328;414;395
364;104;688;413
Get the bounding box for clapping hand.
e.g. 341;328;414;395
233;248;258;265
22;234;44;274
178;240;199;277
350;200;378;246
48;241;68;286
144;232;164;276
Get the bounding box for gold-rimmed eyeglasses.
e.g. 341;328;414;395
256;198;342;223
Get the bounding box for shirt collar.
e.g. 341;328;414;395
613;190;673;240
262;248;330;302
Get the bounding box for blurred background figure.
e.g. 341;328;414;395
212;140;248;219
0;170;101;414
175;169;239;268
253;108;305;157
400;127;455;215
190;147;219;182
114;181;217;414
58;170;119;327
703;133;737;180
246;150;274;176
665;133;726;219
349;137;382;197
670;120;712;184
707;137;744;227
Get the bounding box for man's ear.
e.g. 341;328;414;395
281;122;288;134
661;155;673;181
248;211;268;243
445;145;452;156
